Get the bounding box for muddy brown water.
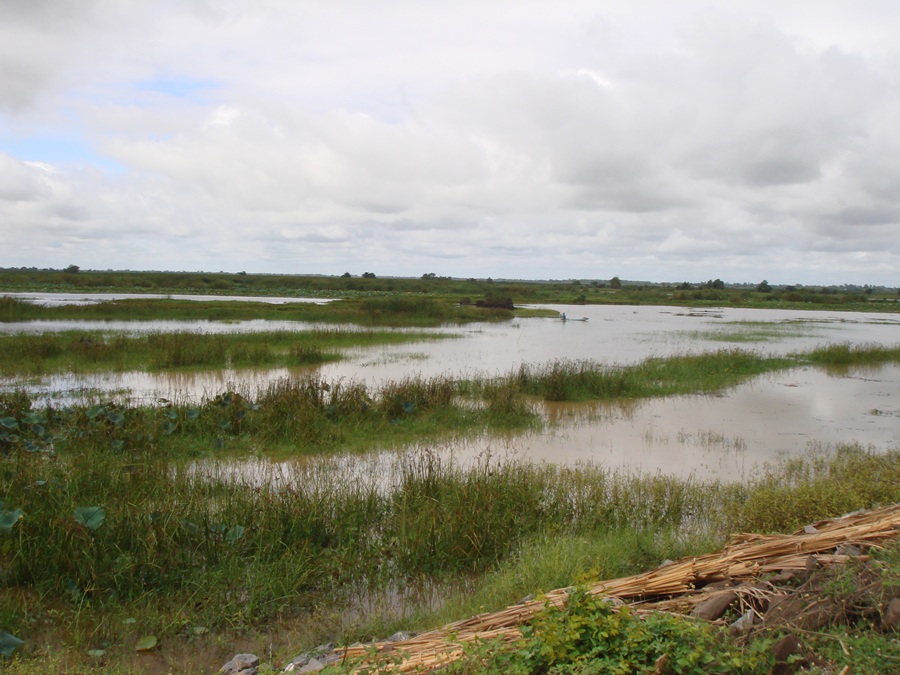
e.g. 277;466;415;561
3;301;899;479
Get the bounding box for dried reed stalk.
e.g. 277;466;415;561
337;504;900;672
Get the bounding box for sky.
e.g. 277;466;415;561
1;1;898;286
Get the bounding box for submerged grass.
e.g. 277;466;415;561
684;319;820;343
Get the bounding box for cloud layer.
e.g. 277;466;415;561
1;0;898;284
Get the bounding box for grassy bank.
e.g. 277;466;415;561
1;444;899;672
0;329;451;375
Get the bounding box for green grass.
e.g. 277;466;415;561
1;442;899;672
511;350;794;401
0;295;540;327
0;329;452;375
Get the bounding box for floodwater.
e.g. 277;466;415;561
2;291;332;306
2;299;899;479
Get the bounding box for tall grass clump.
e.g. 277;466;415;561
803;342;900;367
719;444;900;533
516;361;639;401
475;378;538;428
358;296;451;324
378;375;456;419
513;350;791;402
251;376;373;446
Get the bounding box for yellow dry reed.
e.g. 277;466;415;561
336;504;900;673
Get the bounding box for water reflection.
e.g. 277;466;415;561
4;305;899;401
4;302;899;477
191;364;900;483
1;291;333;306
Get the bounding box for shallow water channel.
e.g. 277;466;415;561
3;300;899;480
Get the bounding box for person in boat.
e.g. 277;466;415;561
561;312;567;321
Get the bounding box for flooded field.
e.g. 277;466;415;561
2;300;899;479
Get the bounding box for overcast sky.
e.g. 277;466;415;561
1;1;898;285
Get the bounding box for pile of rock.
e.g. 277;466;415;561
220;631;415;674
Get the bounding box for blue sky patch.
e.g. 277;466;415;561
0;132;125;173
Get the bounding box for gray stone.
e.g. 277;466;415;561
834;543;863;557
220;653;260;675
298;658;324;673
729;609;756;633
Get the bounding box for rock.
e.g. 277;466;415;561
803;525;818;534
771;635;806;674
691;590;738;621
284;644;340;672
297;658;324;673
834;543;863;557
387;631;412;642
220;653;260;675
883;597;900;630
729;609;756;634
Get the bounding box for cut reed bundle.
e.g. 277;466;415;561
338;503;900;672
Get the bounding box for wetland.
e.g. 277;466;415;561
1;281;899;673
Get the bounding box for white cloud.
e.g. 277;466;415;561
0;1;898;283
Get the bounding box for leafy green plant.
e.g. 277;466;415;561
447;589;774;674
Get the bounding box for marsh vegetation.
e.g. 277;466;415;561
2;267;898;314
0;329;452;376
1;282;899;672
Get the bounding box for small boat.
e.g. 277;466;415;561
560;314;588;322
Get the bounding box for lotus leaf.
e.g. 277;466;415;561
0;509;23;532
0;631;23;657
225;524;246;544
74;506;106;531
135;635;157;652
